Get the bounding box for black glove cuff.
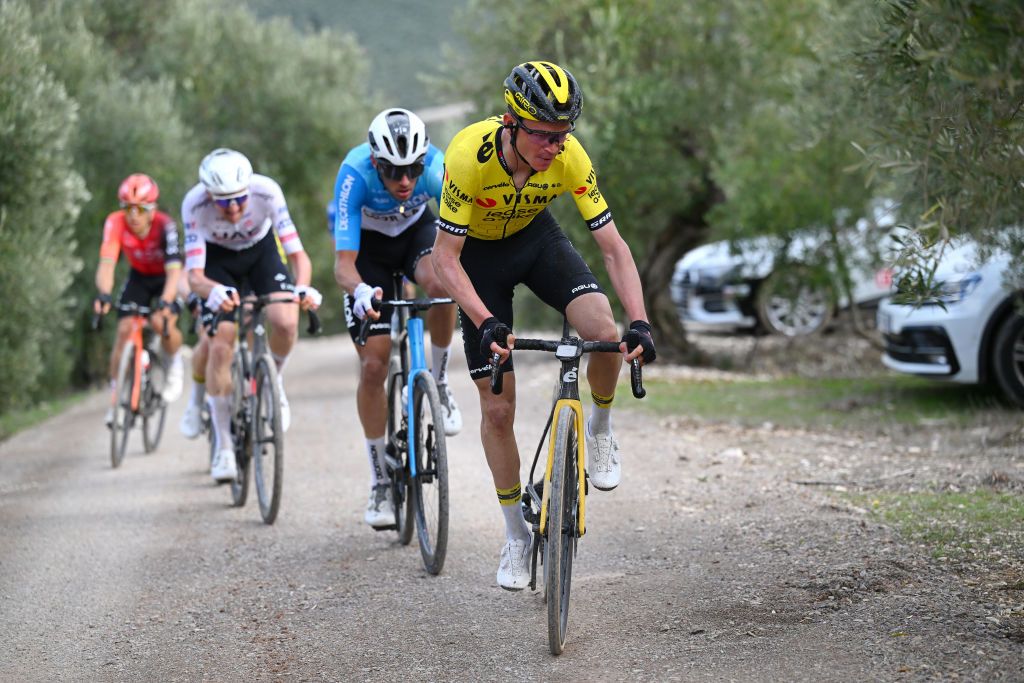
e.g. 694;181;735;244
96;292;112;304
630;320;653;335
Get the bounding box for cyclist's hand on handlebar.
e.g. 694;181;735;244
479;317;514;365
157;298;181;316
294;285;322;311
93;292;112;316
206;284;239;313
352;282;382;321
621;320;656;365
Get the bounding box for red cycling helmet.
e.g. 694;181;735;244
118;173;160;205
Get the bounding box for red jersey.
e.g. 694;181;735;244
99;210;182;276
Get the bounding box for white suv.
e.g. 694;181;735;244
877;240;1024;406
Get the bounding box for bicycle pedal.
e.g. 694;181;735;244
371;523;397;532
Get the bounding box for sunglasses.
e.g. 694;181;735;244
120;202;156;214
517;119;574;146
376;159;425;181
213;194;249;209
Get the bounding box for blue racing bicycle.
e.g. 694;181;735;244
358;274;451;574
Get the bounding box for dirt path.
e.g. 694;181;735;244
0;335;1020;681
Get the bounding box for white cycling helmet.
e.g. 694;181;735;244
367;108;429;166
199;148;252;197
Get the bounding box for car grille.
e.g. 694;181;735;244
883;325;960;375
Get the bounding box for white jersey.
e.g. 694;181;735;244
182;174;304;271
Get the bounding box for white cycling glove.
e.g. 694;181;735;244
295;285;322;308
352;282;380;320
206;284;237;311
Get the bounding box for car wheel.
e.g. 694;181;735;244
755;267;835;336
991;313;1024;407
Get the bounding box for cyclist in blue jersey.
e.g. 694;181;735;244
333;108;462;529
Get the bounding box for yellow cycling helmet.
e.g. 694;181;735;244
503;60;583;123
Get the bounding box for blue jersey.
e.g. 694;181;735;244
332;142;444;251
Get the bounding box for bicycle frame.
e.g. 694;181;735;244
539;368;587;537
125;314;147;412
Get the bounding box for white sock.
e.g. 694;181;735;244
589;405;612;434
190;380;206;407
169;351;183;369
498;484;532;543
431;344;450;386
109;378;117;392
366;436;387;486
271;352;289;374
207;395;232;452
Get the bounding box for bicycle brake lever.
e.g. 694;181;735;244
490;351;504;395
630;357;646;399
307;309;322;336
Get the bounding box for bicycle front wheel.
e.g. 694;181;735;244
110;344;136;468
545;405;580;655
252;354;283;524
411;373;449;575
230;353;250;508
141;360;167;453
386;358;414;545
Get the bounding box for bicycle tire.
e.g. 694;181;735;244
229;352;250;507
545;406;579;655
411;373;449;575
386;359;414;545
110;344;136;468
141;361;167;453
252;354;283;524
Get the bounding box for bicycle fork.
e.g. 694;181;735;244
538;397;586;538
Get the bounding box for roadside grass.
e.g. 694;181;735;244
847;490;1024;568
0;393;87;442
631;373;1016;431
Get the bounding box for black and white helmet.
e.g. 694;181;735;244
367;108;429;166
199;148;252;197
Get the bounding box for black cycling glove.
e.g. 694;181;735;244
623;320;656;364
158;298;182;315
479;317;512;357
186;291;202;315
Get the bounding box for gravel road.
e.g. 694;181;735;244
1;335;1020;681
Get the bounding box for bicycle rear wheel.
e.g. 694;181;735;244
252;354;283;524
110;345;136;468
411;373;449;575
545;405;580;655
387;358;414;545
141;361;167;453
230;353;250;507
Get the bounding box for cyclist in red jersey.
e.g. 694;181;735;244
93;174;185;427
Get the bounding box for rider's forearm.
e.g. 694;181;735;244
187;268;219;300
95;259;115;295
288;249;312;288
432;245;492;327
161;264;182;302
601;237;649;324
333;250;364;294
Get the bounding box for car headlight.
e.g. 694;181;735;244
934;273;982;304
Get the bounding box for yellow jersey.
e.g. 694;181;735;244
438;117;612;241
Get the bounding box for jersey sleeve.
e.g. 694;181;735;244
182;196;207;271
158;213;182;267
437;138;481;237
263;177;304;255
563;141;613;231
424;145;445;205
333;162;367;251
98;213;123;262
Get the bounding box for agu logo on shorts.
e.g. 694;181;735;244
574;186;588;195
476;198;497;208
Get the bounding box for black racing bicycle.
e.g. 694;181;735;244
358;273;452;574
490;318;646;654
209;293;320;524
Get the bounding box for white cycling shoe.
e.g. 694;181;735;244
210;447;237;483
364;484;395;528
277;375;290;433
162;358;184;403
496;538;531;591
104;406;115;429
180;402;203;440
438;383;462;436
586;424;621;491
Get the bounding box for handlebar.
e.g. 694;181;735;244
355;295;454;346
489;336;645;399
91;302;169;338
207;293;321;338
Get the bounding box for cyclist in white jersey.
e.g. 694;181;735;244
182;148;322;482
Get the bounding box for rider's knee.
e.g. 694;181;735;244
481;395;515;432
360;354;389;384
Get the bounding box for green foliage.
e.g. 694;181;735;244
0;1;88;412
849;0;1024;288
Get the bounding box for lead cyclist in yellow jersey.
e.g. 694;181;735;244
432;60;657;591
